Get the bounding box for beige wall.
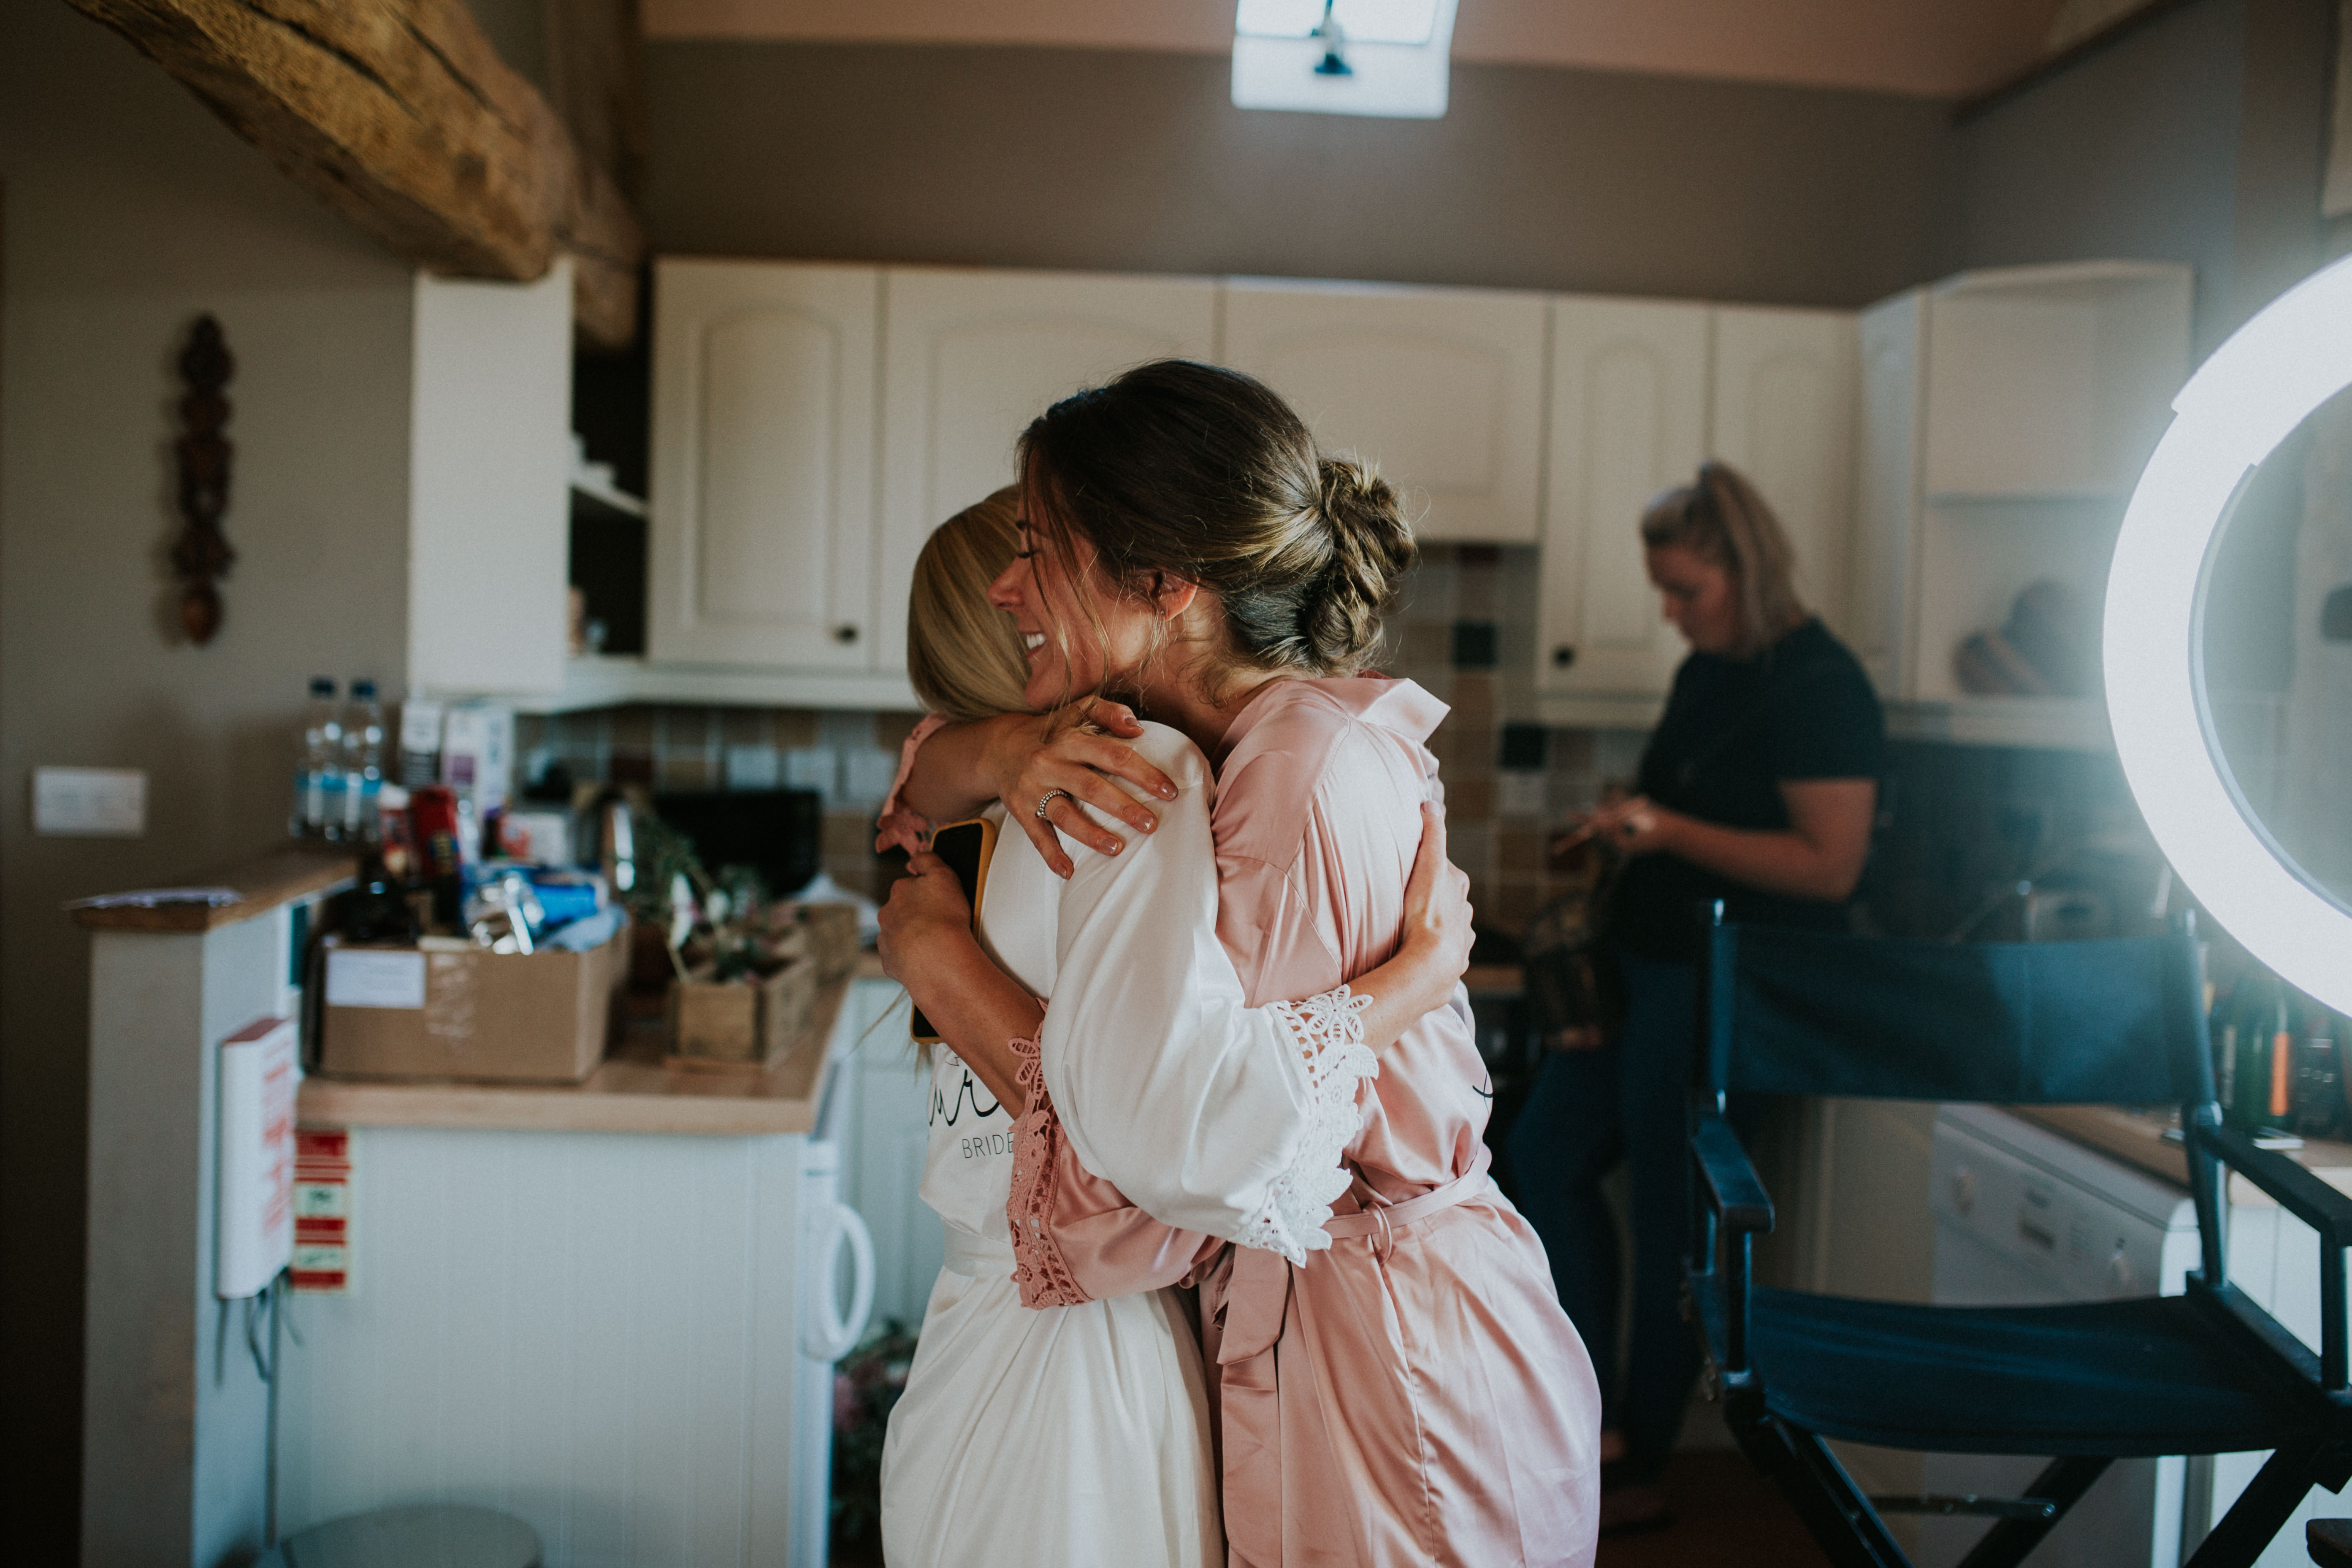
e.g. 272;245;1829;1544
1955;0;2331;353
641;0;2065;99
0;5;415;1551
644;42;1961;311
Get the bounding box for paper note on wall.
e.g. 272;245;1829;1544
217;1017;297;1299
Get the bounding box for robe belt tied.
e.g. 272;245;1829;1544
1211;1146;1497;1566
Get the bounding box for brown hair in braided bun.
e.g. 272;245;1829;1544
1301;454;1417;674
1016;359;1417;702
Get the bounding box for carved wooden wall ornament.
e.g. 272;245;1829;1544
172;315;234;646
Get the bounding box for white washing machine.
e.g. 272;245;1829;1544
1919;1105;2205;1568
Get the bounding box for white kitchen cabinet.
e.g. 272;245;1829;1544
407;260;574;699
1536;298;1711;701
875;268;1217;675
1852;291;1924;696
829;979;948;1332
648;259;881;671
1854;262;2192;746
1710;306;1859;642
1220;279;1549;543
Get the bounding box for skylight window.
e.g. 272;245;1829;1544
1232;0;1455;118
1235;0;1442;48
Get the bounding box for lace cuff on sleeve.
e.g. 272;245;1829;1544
873;714;948;855
1231;986;1380;1267
1005;1020;1091;1309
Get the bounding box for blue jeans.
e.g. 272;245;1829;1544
1506;950;1699;1483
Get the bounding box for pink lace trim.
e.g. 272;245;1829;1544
873;714;949;854
1005;1019;1089;1309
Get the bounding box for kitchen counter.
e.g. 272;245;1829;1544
298;952;891;1137
70;843;356;931
2011;1103;2352;1207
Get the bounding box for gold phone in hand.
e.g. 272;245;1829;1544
908;816;998;1045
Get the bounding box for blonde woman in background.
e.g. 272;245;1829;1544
1507;460;1884;1531
874;488;1475;1568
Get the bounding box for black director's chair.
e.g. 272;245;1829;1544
1685;909;2352;1568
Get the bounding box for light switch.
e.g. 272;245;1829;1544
33;767;147;836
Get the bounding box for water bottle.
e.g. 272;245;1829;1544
341;680;386;842
293;677;344;839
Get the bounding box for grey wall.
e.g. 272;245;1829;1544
1956;0;2331;351
646;42;1961;310
0;5;417;1554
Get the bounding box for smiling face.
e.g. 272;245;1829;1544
986;498;1163;712
1645;542;1745;656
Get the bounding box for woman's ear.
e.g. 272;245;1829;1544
1150;571;1201;622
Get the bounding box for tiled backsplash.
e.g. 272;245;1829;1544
1379;544;1642;939
517;704;925;901
518;542;2167;947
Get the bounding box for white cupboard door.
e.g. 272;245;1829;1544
876;269;1218;675
408;260;574;696
1538;298;1710;697
1219;280;1548;543
1709;307;1859;645
648;260;879;669
1852;292;1923;699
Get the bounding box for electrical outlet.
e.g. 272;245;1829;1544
33;767;147;836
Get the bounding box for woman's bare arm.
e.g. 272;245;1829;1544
877;803;1475;1116
1591;778;1876;903
897;701;1182;878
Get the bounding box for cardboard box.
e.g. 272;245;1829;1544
795;902;860;981
668;956;817;1071
317;921;628;1083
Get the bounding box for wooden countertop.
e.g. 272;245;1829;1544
2009;1104;2352;1208
298;954;893;1137
72;844;358;932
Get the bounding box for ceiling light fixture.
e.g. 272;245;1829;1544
2106;252;2352;1014
1232;0;1455;118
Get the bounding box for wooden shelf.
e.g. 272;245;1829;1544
569;477;645;518
1924;490;2127;508
1885;696;2111;752
511;654;924;715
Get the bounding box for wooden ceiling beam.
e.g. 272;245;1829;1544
67;0;646;348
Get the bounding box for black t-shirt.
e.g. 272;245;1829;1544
1609;617;1885;962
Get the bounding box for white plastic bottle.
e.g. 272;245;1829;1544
341;679;386;842
293;677;344;839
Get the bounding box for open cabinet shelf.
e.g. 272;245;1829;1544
1857;260;2192;739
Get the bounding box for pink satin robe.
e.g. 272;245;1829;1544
1008;678;1601;1568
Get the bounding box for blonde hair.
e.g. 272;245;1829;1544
1017;360;1415;708
1640;460;1807;658
905;487;1031;723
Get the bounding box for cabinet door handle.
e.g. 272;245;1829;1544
1552;645;1577;669
835;624;860;645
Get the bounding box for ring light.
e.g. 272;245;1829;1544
2107;253;2352;1016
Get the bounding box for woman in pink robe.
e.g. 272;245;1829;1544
881;361;1600;1566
